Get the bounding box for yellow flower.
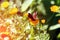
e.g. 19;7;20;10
23;12;28;17
1;1;9;8
58;19;60;24
2;32;9;34
9;8;18;15
50;5;59;12
41;19;46;24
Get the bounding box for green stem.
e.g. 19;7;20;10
30;26;34;40
46;14;54;24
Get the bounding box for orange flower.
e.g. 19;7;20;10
58;19;60;24
1;34;11;40
0;26;7;32
41;19;46;24
29;18;39;26
50;5;59;12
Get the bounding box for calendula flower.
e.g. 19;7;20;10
9;7;18;15
41;19;46;24
29;18;39;26
28;13;39;26
1;1;9;8
50;5;59;12
58;19;60;24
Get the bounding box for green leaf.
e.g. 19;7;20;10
57;0;60;5
21;0;33;12
43;25;48;30
49;24;60;30
37;3;46;15
56;14;60;16
57;33;60;38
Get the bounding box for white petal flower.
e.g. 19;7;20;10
51;1;55;4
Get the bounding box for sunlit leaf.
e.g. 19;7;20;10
49;24;60;30
56;14;60;16
21;0;33;12
43;25;48;30
57;33;60;38
40;25;48;30
37;3;46;15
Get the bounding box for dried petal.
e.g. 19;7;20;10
28;13;35;21
17;11;23;16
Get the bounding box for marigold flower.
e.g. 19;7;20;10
50;5;59;12
41;19;46;24
58;19;60;24
29;18;39;26
1;1;9;8
9;8;18;15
